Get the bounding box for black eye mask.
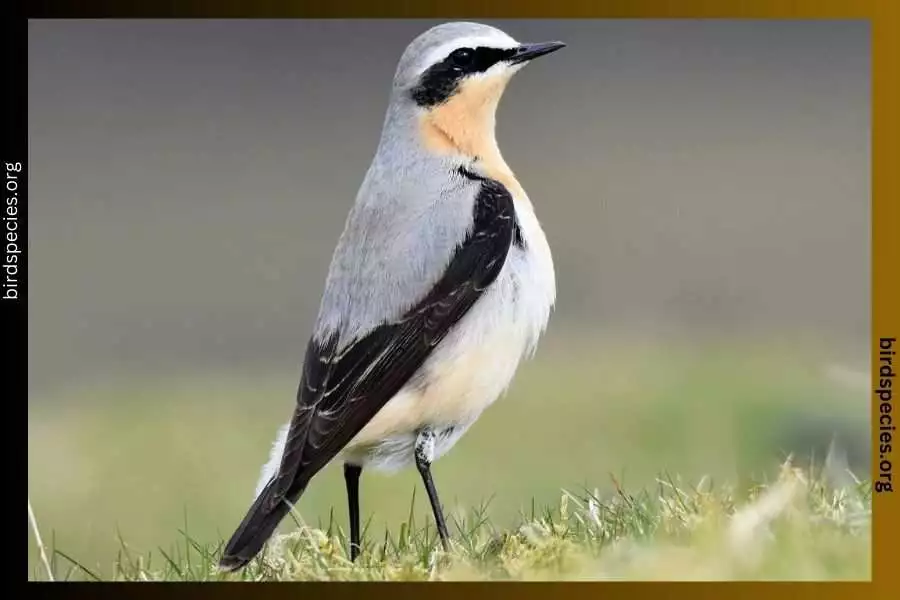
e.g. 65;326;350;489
411;46;517;107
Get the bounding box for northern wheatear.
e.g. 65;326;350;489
220;22;563;570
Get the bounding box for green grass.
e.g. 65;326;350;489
27;335;870;580
30;460;870;581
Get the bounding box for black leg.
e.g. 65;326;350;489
415;429;450;551
343;463;362;561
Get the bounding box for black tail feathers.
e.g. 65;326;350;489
218;480;302;571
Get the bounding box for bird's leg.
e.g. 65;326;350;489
414;428;451;551
343;463;363;561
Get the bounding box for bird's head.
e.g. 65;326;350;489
394;22;566;108
390;22;565;160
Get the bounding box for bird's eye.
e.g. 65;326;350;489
450;48;474;66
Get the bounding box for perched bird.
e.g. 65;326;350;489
219;21;563;570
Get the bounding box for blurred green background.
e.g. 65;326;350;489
27;20;869;578
28;333;869;577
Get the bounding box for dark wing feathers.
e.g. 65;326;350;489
268;173;516;506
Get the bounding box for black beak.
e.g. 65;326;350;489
508;41;566;65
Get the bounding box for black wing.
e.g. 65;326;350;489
269;169;516;505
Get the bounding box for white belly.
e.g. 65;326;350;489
341;285;532;470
